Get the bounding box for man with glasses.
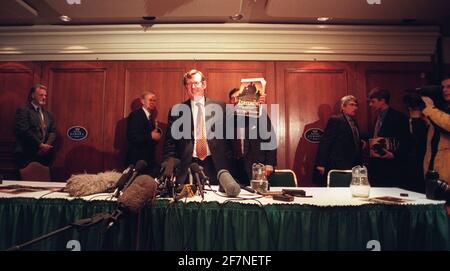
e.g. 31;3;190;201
163;69;233;185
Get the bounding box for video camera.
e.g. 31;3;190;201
403;85;444;110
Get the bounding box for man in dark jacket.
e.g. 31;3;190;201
368;87;410;187
126;91;162;177
315;95;362;186
163;69;233;185
229;88;277;185
14;84;57;168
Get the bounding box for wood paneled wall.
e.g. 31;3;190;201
0;62;41;179
0;60;433;185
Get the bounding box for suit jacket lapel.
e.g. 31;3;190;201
27;104;39;123
340;113;353;136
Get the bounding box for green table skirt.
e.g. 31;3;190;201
1;198;448;251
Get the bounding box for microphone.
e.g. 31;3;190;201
118;160;147;196
190;163;204;198
107;175;157;230
64;171;123;197
114;164;134;193
160;157;181;179
190;163;210;185
217;169;241;197
158;157;180;198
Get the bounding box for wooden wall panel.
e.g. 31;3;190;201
0;62;40;179
197;61;276;104
42;62;118;181
0;60;437;185
356;63;433;133
276;62;355;186
121;61;190;166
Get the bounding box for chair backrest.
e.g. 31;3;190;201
327;169;352;187
19;162;51;181
268;169;298;187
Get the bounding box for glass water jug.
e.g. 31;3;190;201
350;165;370;198
251;163;268;194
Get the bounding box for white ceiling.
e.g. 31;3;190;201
1;0;449;30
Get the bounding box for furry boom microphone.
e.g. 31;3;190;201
64;171;122;197
107;175;158;229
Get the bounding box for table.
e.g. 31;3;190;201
1;181;448;251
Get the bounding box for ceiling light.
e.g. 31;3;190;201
59;15;71;22
142;16;156;21
230;0;244;21
229;13;244;21
317;17;331;22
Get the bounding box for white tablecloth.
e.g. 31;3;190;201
0;180;445;207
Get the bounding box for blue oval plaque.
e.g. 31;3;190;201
67;126;88;141
304;128;324;143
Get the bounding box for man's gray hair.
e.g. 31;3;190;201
340;95;357;109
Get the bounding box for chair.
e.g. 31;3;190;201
268;169;298;187
19;162;51;181
327;169;352;187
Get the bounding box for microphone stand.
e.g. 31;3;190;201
196;174;204;200
6;212;112;251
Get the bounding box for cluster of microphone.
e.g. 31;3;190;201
68;158;258;230
157;157;181;198
157;157;251;198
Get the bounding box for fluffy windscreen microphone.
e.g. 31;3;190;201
64;171;122;197
117;175;158;213
161;157;181;179
217;169;241;197
107;175;158;230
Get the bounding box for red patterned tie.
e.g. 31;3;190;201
195;103;207;160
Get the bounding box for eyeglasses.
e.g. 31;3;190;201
187;81;204;88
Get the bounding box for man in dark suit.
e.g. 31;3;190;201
315;95;363;186
14;84;57;168
163;69;233;185
368;87;410;187
126;91;162;177
229;88;277;185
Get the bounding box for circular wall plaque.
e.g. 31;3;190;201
304;128;324;143
67;126;88;141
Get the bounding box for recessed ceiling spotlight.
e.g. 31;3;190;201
142;16;156;21
229;13;244;21
317;17;331;22
59;15;71;22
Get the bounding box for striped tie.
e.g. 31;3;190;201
37;107;46;141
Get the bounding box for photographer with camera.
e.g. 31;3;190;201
421;76;450;187
402;93;428;193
